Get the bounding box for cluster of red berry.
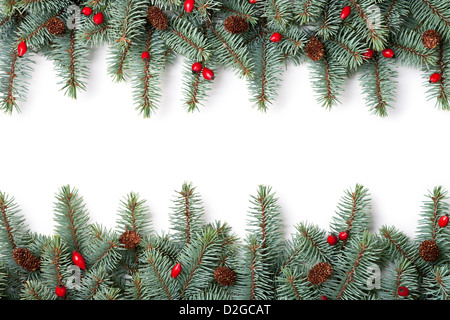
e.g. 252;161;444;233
326;230;349;246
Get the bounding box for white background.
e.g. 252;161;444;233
1;46;450;239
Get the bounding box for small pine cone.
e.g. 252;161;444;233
214;266;237;286
223;15;249;34
12;247;40;272
46;17;66;36
419;240;439;262
119;230;142;249
422;29;440;49
147;6;168;31
305;36;325;62
308;262;333;285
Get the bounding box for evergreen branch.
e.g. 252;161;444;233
53;186;90;254
348;0;389;50
182;59;211;112
359;52;398;116
379;225;425;277
391;29;438;68
163;18;210;61
425;41;450;110
309;53;346;109
21;280;56;300
330;184;371;243
294;0;327;25
423;266;450;300
331;232;381;300
248;36;283;112
210;25;252;78
170;182;205;248
178;226;221;299
380;259;419;300
52;27;90;99
116;192;152;237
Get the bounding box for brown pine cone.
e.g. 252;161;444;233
46;17;66;36
419;240;439;262
214;266;237;286
147;6;168;31
119;230;142;249
307;262;333;285
306;36;325;61
12;247;41;272
422;30;440;49
224;15;249;34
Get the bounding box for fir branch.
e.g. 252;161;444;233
359;52;398;116
170;182;205;248
423;266;450;300
51;27;90;99
53;186;90;254
263;0;292;29
294;0;327;25
391;29;438;68
347;0;390;51
108;0;148;81
131;28;165;117
380;259;419;300
178;226;221;299
182;58;212;112
276;266;315;300
330;184;371;243
309;53;346;109
163;18;210;61
379;225;425;277
0;36;34;113
116;192;152;237
314;0;340;40
425;40;450;110
41;236;71;293
210;25;252;79
237;234;273;300
330;232;381;300
410;0;450;41
21;280;56;300
247;36;283;111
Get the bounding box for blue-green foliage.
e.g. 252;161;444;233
2;183;450;300
0;0;447;116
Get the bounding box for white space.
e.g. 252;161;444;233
1;46;449;239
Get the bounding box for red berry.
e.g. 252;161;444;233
184;0;195;13
327;234;338;246
72;251;86;270
249;0;257;3
17;41;27;57
398;286;409;297
192;62;203;73
93;12;104;25
340;6;351;19
55;285;67;297
438;214;449;228
82;7;93;16
141;51;150;60
270;32;282;43
319;295;328;300
429;73;442;83
382;48;394;58
202;67;215;80
171;262;182;278
339;231;349;241
362;49;374;59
